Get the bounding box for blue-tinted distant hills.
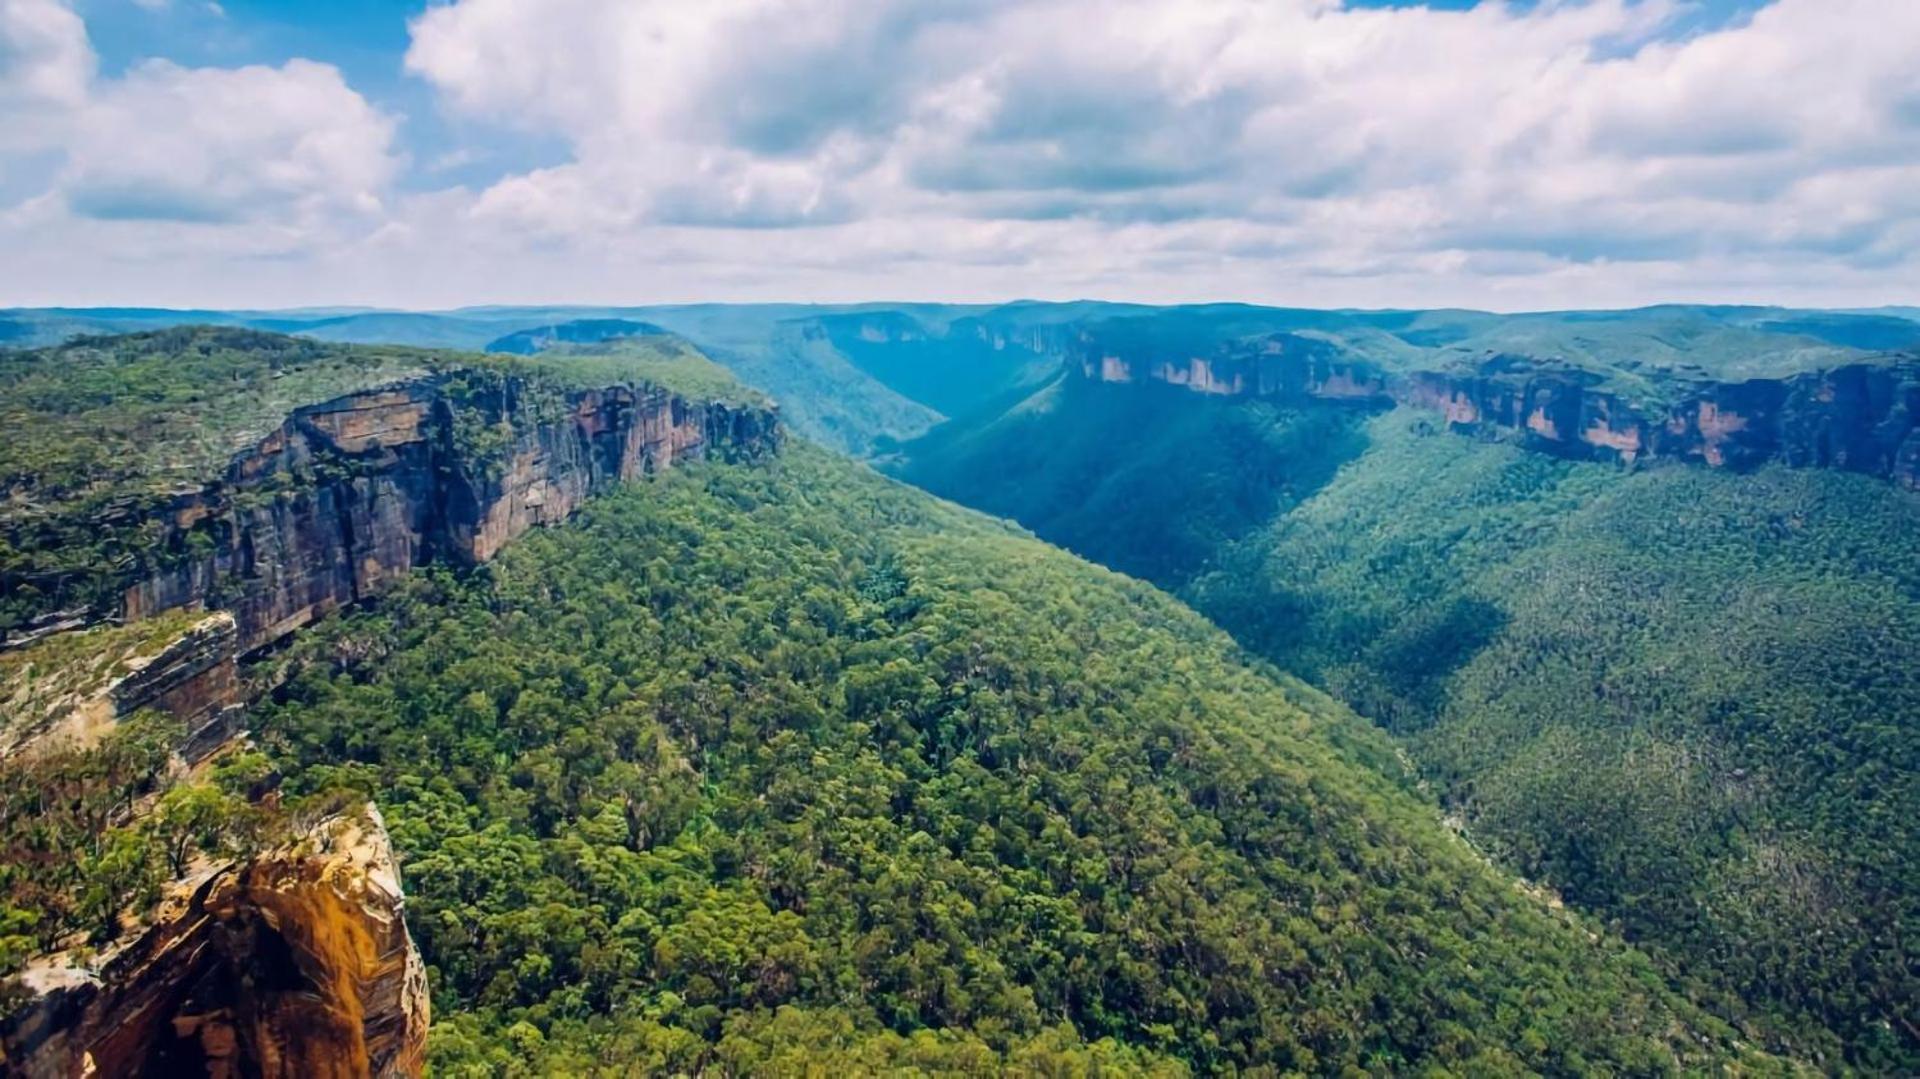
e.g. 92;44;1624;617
484;318;671;355
4;300;1916;455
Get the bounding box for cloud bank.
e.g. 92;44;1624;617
1;0;1916;308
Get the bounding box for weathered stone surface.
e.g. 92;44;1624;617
1;807;427;1079
114;376;780;655
108;613;242;732
1081;334;1920;487
0;612;242;761
0;372;777;1079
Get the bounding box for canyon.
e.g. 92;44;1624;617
1079;332;1920;488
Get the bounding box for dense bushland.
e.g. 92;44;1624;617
254;447;1775;1074
901;382;1918;1069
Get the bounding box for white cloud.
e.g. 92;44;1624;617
64;59;398;226
2;0;1916;308
0;0;93;148
0;0;399;257
392;0;1920;305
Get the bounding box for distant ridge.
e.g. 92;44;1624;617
484;317;671;355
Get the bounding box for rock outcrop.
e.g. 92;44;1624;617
1081;333;1920;487
0;372;779;1076
1;807;428;1079
109;374;780;655
0;612;242;761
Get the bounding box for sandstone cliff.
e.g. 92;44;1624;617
1081;334;1920;487
0;364;781;1078
0;611;241;762
99;373;779;655
1;807;428;1079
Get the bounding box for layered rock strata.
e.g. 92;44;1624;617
1;808;428;1079
86;374;779;655
1082;336;1920;486
0;613;241;761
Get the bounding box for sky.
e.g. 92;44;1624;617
0;0;1915;311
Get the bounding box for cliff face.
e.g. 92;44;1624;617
116;375;780;655
0;371;780;1078
0;612;243;762
1082;335;1920;487
2;808;428;1079
106;614;241;732
1085;334;1388;401
954;315;1082;359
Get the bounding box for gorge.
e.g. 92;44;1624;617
3;308;1916;1072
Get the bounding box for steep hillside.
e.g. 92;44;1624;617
0;328;775;647
898;372;1369;584
638;305;953;456
0;329;781;1076
251;445;1784;1074
897;377;1918;1070
787;305;1093;422
1192;414;1919;1068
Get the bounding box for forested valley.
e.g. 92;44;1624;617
252;447;1785;1074
896;372;1919;1071
3;314;1912;1075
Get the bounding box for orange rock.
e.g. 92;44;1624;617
3;808;428;1079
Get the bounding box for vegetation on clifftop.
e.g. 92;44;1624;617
0;711;308;994
0;326;754;521
0;327;759;639
0;328;431;516
0;608;208;751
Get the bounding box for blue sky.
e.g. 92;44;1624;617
77;1;568;191
1;0;1913;309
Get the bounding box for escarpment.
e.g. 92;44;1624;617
1081;334;1920;487
9;371;781;656
0;335;781;1078
1;808;428;1079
